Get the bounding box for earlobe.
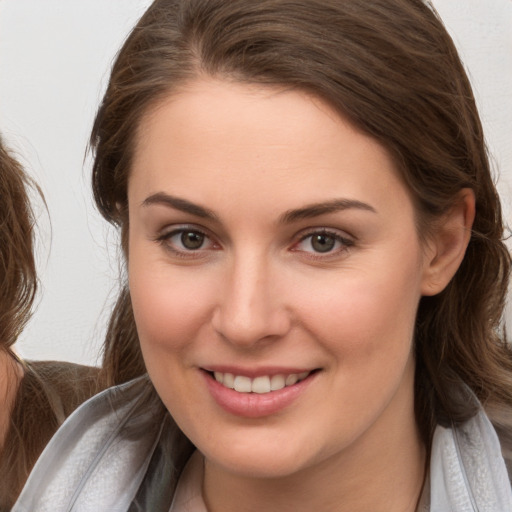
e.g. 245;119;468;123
421;188;475;296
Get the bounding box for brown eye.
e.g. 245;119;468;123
293;229;353;257
310;234;336;253
157;226;218;257
181;231;205;250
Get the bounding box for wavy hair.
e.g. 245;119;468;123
0;138;38;351
0;138;106;508
93;0;512;446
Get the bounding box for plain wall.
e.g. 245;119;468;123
0;1;511;366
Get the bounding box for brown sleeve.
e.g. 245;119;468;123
0;360;106;510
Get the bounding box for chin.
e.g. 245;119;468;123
209;453;310;480
199;432;325;480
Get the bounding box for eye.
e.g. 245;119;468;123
293;230;353;255
177;230;206;250
156;226;218;255
307;233;337;253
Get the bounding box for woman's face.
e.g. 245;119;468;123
127;79;432;479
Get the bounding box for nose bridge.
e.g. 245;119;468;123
213;246;289;346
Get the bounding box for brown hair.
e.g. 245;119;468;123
93;0;512;445
0;361;104;509
99;285;144;387
0;137;37;351
0;138;105;509
0;137;38;508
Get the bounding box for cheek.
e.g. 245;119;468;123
292;254;423;363
295;266;421;432
127;239;214;353
130;271;196;344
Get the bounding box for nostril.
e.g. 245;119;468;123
212;306;292;348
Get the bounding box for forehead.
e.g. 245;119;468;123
134;79;350;163
129;78;412;220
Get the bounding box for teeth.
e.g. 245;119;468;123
252;376;271;394
285;374;298;386
223;373;235;389
213;371;310;394
234;376;252;393
270;374;285;391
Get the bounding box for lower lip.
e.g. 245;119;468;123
203;371;316;418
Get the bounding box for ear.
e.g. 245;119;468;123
421;188;475;296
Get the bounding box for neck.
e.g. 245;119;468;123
203;377;426;512
204;429;425;512
204;439;425;512
0;349;23;449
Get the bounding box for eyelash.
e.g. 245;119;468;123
155;225;217;259
155;226;354;259
292;229;354;259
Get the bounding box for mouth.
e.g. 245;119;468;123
206;370;316;394
202;368;319;417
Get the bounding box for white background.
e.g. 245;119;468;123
0;1;511;366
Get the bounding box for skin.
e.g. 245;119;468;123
0;351;23;449
127;79;473;512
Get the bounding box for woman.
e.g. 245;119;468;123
15;0;512;510
0;137;104;510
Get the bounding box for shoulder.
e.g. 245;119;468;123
24;360;105;415
429;407;512;511
493;419;512;484
0;361;107;509
12;377;173;512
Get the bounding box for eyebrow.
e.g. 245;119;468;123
142;192;218;220
280;199;377;223
142;192;376;223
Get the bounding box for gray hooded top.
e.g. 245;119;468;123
13;377;512;512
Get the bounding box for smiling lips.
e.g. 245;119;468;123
213;371;311;394
204;369;316;418
202;370;318;418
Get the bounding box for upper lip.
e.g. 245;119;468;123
202;366;317;378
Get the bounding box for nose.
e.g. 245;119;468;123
211;252;291;348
